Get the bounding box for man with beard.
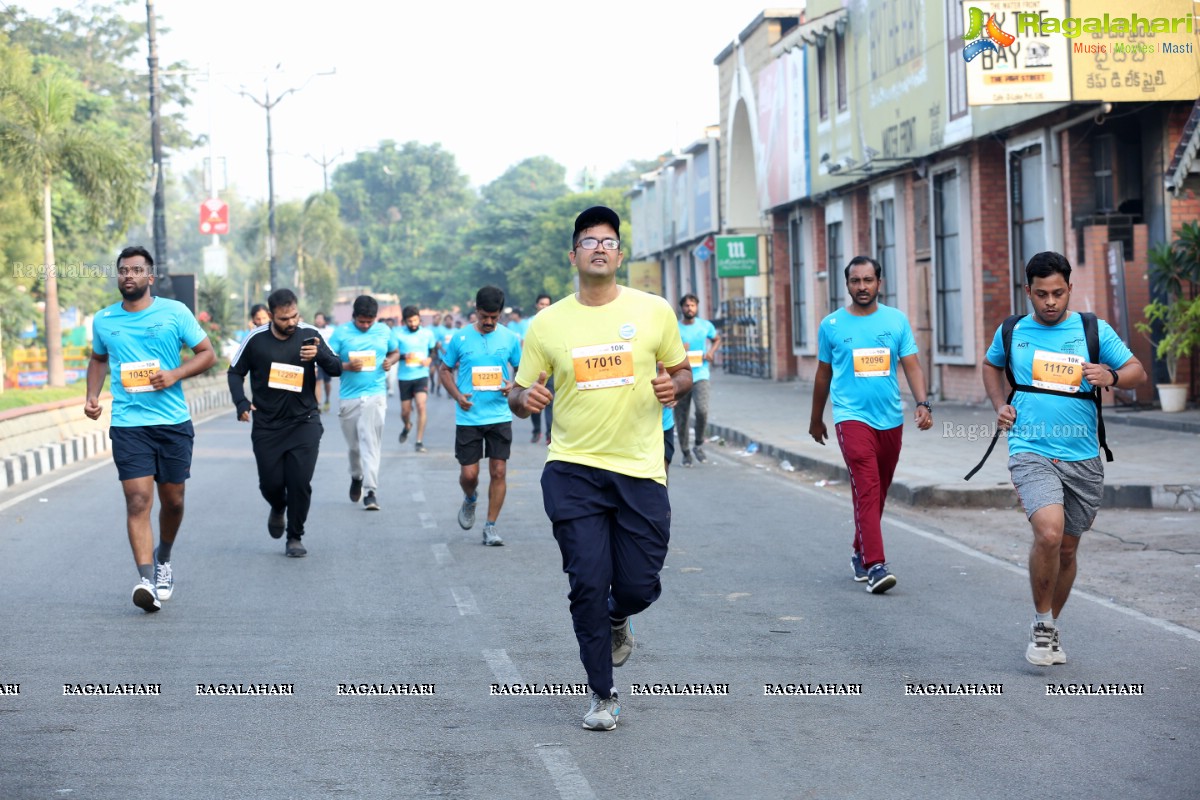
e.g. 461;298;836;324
227;288;342;557
675;293;720;466
393;305;437;453
85;245;216;611
809;256;932;594
982;251;1144;666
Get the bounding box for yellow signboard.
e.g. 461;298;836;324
966;0;1073;105
1069;0;1200;100
626;261;663;296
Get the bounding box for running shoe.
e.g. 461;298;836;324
1026;622;1056;666
865;563;897;594
681;451;693;468
457;496;477;530
363;492;380;511
531;431;541;444
415;442;428;453
850;553;869;582
132;577;160;613
1050;626;1067;665
482;523;504;546
268;507;285;539
694;446;707;463
399;424;412;444
349;476;363;503
582;692;621;731
153;547;174;601
285;537;307;558
611;618;635;667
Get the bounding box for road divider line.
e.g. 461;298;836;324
419;512;436;529
0;460;111;514
411;490;425;503
451;587;479;616
431;543;452;565
481;648;523;685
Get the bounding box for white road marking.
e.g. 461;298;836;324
431;543;452;565
451;586;479;615
419;512;436;529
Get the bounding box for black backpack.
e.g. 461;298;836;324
964;312;1112;481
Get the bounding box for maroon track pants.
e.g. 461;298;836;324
835;420;903;567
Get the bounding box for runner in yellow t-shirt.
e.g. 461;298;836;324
510;206;691;732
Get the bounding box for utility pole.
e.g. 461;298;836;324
306;148;343;194
145;0;173;298
240;69;334;291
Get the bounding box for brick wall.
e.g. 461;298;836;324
771;211;797;380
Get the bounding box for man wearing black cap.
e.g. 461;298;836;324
510;206;692;731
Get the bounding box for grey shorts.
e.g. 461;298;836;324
1008;452;1104;536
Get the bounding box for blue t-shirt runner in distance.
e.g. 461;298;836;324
817;304;918;431
442;325;522;426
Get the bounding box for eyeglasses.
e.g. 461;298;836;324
575;237;621;251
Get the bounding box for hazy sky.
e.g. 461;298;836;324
17;1;787;202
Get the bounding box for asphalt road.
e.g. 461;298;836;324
1;392;1197;799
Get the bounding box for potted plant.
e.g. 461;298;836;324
1137;224;1200;412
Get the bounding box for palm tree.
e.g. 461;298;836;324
0;43;141;385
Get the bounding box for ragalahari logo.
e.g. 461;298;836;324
963;8;1016;61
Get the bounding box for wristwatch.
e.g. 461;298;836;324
916;400;933;412
1107;368;1120;388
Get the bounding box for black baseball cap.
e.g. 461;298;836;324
573;206;620;245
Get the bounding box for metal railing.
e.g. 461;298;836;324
717;297;771;379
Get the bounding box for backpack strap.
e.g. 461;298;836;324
1080;312;1114;463
964;315;1023;481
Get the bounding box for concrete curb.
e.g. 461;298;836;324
0;384;230;492
707;422;1196;511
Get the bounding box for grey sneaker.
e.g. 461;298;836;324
415;441;428;453
482;524;504;546
681;451;693;468
582;692;621;731
1050;626;1067;665
1026;622;1055;666
611;618;635;667
153;548;174;601
285;537;307;558
363;491;380;511
694;446;706;463
132;577;160;613
457;496;477;530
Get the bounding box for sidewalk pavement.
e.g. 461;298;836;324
704;372;1200;510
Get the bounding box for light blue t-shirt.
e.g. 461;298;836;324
985;311;1132;461
92;297;207;427
392;326;437;381
663;405;674;431
328;321;394;400
442;325;522;426
817;305;918;431
506;319;529;343
678;318;718;382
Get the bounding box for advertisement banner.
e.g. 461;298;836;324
1070;0;1200;101
965;0;1073;105
715;236;760;278
627;261;664;296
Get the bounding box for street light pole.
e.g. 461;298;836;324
145;0;173;298
239;69;334;292
306;148;343;194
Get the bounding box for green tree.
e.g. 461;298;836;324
458;156;569;306
0;41;142;385
332;140;473;306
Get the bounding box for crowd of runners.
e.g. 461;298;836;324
84;207;1143;730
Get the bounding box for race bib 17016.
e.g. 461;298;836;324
572;342;635;390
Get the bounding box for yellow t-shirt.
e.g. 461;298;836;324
517;287;687;484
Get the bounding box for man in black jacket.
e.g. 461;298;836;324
228;289;343;557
